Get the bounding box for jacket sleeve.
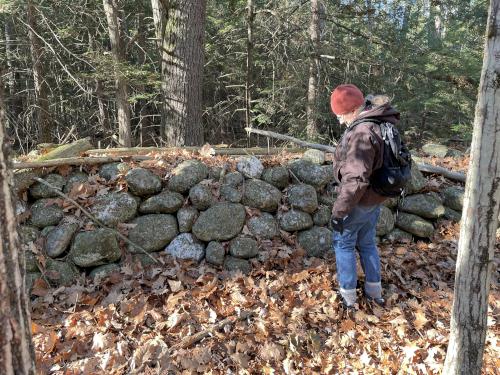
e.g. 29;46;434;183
332;130;378;218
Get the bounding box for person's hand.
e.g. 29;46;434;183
331;216;345;234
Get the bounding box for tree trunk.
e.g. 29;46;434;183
442;1;500;374
103;0;132;147
27;0;52;143
95;79;110;134
245;0;255;130
0;73;36;375
157;0;207;146
306;0;320;140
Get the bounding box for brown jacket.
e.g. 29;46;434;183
332;101;400;218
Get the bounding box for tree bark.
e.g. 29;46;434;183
306;0;320;140
0;72;36;375
103;0;132;147
245;0;255;129
27;0;52;143
157;0;207;146
443;1;500;374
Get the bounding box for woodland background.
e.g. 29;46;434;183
0;0;489;153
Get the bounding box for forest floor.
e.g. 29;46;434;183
28;152;499;374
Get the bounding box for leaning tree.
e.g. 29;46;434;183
443;1;500;374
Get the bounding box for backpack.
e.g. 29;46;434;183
349;118;412;197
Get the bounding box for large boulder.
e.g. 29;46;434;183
205;241;225;266
224;256;252;274
395;212;434;238
313;206;331;226
382;229;413;243
442;186;464;211
31;199;64;228
30;173;66;199
287;159;332;190
376;206;395;236
422;143;448;158
242;179;282;212
63;171;88;193
125;168;162;196
70;229;121;267
177;207;199;233
165;233;205;262
287;184;318;213
139;190;184;214
279;210;313;232
168;160;209;193
262;166;289;189
229;236;259;259
128;214;178;253
91;192;138;227
189;183;213;210
236;156;264;179
298;226;332;257
192;203;246;241
45;259;79;286
45;222;79;258
302;149;325;165
406;165;427;194
247;213;279;239
399;193;445;219
223;172;244;186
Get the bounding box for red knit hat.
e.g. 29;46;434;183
330;84;365;115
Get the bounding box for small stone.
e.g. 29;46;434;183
298;226;333;257
208;166;224;181
262;166;289;189
168;160;209;193
279;210;313;232
406;165;427;194
22;248;39;273
236;156;264;179
383;229;413;243
229;236;259;259
99;162;129;181
302;149;325;165
223;172;244;186
18;225;40;244
31;199;64;228
399;193;445;219
443;207;462;222
442;186;464;211
382;197;399;209
45;222;79;258
165;233;205;262
247;213;279;239
63;171;88;193
45;259;79;286
205;242;225;266
224;256;252;274
139;190;184;214
422;143;448;158
177;207;199;232
220;184;243;203
128;214;178;253
91;192;138;227
192;203;246;241
313;206;331;226
376;206;395;237
89;263;120;279
125;168;162;196
41;226;55;236
395;212;434;238
287;184;318;213
70;229;121;267
30;174;66;199
189;183;213;210
242;179;282;212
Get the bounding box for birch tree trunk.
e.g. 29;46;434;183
156;0;207;146
306;0;320;140
443;1;500;374
0;72;36;375
103;0;132;147
27;0;52;143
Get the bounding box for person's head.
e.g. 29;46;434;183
330;84;365;126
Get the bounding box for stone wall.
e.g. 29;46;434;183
18;150;466;291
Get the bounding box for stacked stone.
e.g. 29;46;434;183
18;149;468;291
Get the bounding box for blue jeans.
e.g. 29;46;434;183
333;204;382;304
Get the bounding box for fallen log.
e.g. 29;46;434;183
244;126;467;183
13;156;151;170
14;138;93;193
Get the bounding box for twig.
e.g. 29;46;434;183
245;127;337;152
32;177;160;265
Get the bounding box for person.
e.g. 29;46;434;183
329;84;400;309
